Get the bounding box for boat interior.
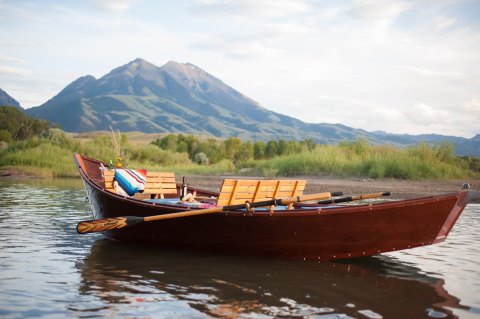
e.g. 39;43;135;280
101;168;308;211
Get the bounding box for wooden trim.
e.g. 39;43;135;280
269;180;282;212
228;180;240;205
288;180;301;210
217;179;306;210
252;180;263;202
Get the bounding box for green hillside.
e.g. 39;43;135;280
22;58;480;156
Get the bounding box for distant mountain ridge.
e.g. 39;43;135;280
0;88;22;110
24;58;480;156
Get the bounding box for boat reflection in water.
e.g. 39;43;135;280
77;239;467;319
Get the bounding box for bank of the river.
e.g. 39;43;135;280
2;167;479;200
0;168;36;178
184;175;480;200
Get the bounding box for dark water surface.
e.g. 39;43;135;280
0;178;479;319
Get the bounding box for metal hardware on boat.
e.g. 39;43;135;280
73;153;475;261
244;201;253;213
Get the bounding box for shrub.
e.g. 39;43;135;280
194;152;209;165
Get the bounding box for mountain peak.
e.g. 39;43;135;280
0;88;22;109
104;59;206;84
128;58;157;70
24;58;480;156
164;60;183;68
160;60;227;96
161;60;204;77
111;58;158;77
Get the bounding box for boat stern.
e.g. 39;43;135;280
433;190;475;244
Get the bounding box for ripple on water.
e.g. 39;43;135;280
0;179;479;319
426;308;448;318
358;309;383;319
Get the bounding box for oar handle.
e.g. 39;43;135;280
145;191;339;222
144;207;223;222
317;191;391;204
359;192;391;200
279;191;340;205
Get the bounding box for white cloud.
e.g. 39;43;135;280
348;0;412;25
191;22;312;59
403;103;449;126
91;0;137;13
398;65;465;78
464;99;480;113
190;0;314;18
0;54;23;63
192;35;283;59
434;16;457;31
1;0;479;138
0;65;30;76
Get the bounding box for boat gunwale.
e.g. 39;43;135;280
74;153;464;218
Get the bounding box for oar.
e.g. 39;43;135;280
77;191;343;234
317;191;391;205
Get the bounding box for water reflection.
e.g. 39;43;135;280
78;239;466;319
1;178;477;319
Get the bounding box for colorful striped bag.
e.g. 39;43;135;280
114;169;147;196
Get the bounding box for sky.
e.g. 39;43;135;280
0;0;479;138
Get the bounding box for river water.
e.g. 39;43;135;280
0;178;479;319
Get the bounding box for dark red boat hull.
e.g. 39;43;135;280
74;154;473;260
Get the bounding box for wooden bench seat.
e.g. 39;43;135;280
142;172;177;199
102;170;178;199
102;170;115;192
102;171;305;210
217;179;306;210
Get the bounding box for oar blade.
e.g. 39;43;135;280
77;216;143;234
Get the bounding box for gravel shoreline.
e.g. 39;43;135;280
2;168;478;200
184;175;480;200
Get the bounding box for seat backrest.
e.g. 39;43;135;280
102;170;115;192
143;172;177;199
217;179;306;210
102;170;177;199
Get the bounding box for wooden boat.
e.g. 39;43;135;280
74;153;479;260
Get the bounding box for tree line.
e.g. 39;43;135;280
1;108;478;179
151;134;317;165
0;106;52;144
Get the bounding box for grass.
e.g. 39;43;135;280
241;143;474;180
0;132;237;178
0;131;478;180
0;140;77;177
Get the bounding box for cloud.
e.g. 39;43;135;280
190;22;311;59
189;0;314;18
1;0;478;137
348;0;412;25
403;103;449;126
191;34;283;59
0;54;23;63
91;0;137;13
398;65;465;78
464;99;480;113
0;65;31;76
434;16;457;31
286;94;475;137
